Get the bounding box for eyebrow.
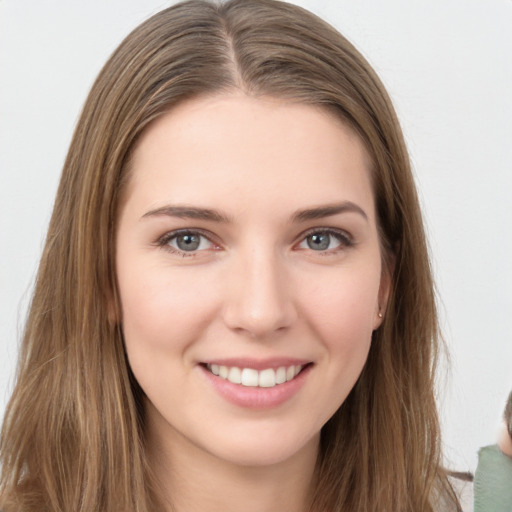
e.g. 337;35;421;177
141;201;368;223
141;205;232;223
291;202;368;223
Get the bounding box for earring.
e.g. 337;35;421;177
378;311;383;318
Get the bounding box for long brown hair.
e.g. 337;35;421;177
0;1;459;510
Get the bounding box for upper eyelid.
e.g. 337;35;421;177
301;226;351;235
157;228;218;244
296;226;353;241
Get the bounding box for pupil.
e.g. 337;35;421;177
177;234;200;251
308;233;329;251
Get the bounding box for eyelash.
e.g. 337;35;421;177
298;227;354;255
156;228;218;257
155;227;354;257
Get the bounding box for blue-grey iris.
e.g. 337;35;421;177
307;233;330;251
176;233;201;251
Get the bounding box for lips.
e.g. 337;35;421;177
206;363;304;388
200;359;312;408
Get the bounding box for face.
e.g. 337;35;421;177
116;94;389;469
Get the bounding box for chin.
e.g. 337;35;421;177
201;428;320;468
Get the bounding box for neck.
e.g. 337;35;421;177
145;405;319;512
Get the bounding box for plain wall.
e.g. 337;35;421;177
1;0;511;473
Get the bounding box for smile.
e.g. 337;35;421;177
206;363;304;388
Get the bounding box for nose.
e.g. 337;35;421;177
222;247;297;339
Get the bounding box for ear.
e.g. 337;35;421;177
373;254;395;330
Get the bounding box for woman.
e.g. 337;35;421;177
0;0;482;510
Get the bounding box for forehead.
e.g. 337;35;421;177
123;94;375;221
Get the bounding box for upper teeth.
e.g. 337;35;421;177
206;364;303;388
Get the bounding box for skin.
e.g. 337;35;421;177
116;93;390;512
499;394;512;457
498;422;512;457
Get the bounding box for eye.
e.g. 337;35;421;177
297;229;352;252
158;230;217;256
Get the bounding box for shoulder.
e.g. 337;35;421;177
474;444;512;512
442;440;512;512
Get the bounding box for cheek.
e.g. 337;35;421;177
305;265;381;343
117;259;218;366
117;265;218;406
301;264;380;395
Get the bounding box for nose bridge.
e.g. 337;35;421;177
223;243;296;338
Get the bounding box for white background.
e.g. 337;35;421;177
1;0;511;473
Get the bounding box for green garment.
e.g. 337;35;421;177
474;444;512;512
